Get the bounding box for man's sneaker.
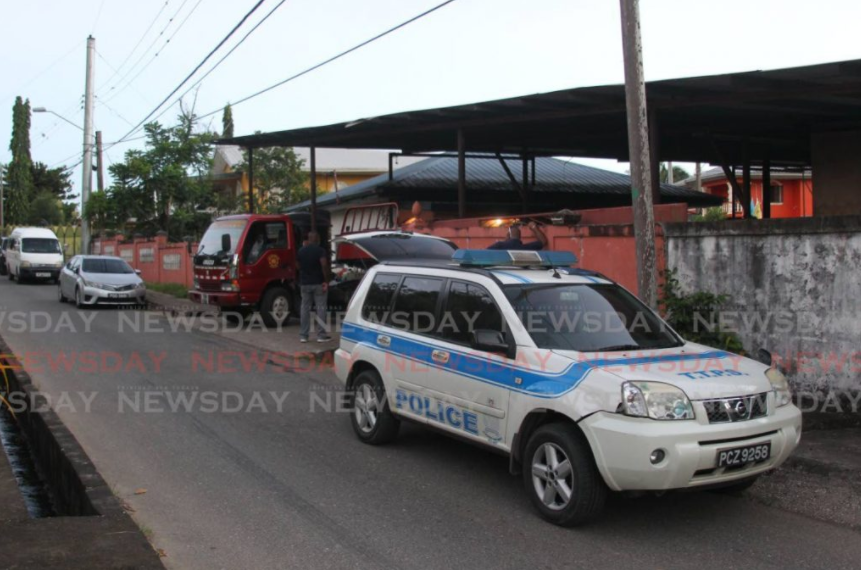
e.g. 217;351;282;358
300;337;309;343
317;336;333;343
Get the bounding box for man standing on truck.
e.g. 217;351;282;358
487;221;548;250
298;231;332;343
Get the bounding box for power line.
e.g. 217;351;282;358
115;0;268;144
146;0;288;127
100;0;191;100
197;0;458;121
105;0;206;104
96;0;171;93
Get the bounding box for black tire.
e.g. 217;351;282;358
522;422;607;526
710;475;760;494
58;283;67;303
223;307;250;325
260;287;292;328
349;369;400;445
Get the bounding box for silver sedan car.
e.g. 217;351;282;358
58;255;147;307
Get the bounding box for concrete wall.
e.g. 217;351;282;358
665;216;861;392
812;130;861;216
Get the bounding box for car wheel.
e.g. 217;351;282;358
260;287;292;328
349;369;400;445
58;283;67;303
523;422;607;526
710;475;760;495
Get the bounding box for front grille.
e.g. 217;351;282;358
701;393;768;423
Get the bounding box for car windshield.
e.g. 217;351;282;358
82;258;135;274
198;220;247;256
348;234;458;260
504;283;683;352
21;238;61;254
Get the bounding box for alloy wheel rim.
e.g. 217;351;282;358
353;383;378;433
531;442;574;511
271;296;289;320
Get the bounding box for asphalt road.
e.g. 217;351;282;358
1;277;860;570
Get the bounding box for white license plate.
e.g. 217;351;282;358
717;443;771;468
108;293;127;299
36;272;51;278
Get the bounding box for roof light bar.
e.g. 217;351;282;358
452;249;578;267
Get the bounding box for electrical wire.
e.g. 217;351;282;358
100;0;191;100
114;0;267;144
105;0;206;104
146;0;288;127
197;0;458;122
96;0;171;93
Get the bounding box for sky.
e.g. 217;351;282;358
3;0;861;204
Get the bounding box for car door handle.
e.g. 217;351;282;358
431;350;450;364
377;335;391;348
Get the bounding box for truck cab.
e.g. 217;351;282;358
189;212;330;326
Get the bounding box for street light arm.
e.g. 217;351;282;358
33;107;84;131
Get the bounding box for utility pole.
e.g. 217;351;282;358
667;161;674;184
81;36;95;254
695;162;702;192
619;0;658;309
95;131;105;193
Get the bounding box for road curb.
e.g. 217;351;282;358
0;334;164;568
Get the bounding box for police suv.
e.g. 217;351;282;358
334;247;802;526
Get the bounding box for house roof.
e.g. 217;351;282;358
286;155;722;211
214;145;423;174
219;59;861;168
682;166;814;185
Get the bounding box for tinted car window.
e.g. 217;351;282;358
389;276;443;333
441;281;503;345
349;234;457;261
82;258;135;274
361;274;401;323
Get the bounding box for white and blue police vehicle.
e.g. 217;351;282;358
334;244;802;526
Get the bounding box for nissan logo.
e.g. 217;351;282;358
733;400;749;418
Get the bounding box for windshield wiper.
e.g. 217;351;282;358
593;344;642;352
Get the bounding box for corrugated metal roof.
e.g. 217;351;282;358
682;166;814;185
287;155;722;210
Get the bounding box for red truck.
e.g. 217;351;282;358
189;204;409;326
189;211;331;326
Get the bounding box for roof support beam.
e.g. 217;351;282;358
762;154;771;219
742;140;752;218
711;135;745;219
457;130;466;218
247;147;255;214
310;146;318;233
495;152;528;209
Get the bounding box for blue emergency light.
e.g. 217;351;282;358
452;249;578;267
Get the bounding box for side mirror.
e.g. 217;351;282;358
135;269;142;276
471;329;513;358
221;233;231;253
756;348;773;366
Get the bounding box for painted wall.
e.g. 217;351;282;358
703;177;814;218
665;216;861;392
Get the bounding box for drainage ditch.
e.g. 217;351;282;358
0;404;56;518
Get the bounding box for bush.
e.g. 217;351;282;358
661;268;744;353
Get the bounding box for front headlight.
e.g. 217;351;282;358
622;381;695;420
21;260;31;267
766;368;791;407
54;261;63;268
135;282;146;290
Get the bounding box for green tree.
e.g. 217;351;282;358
6;96;34;224
660;163;690;184
96;105;215;238
240;138;308;213
222;104;234;138
26;192;64;225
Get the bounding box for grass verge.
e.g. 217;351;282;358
146;282;189;299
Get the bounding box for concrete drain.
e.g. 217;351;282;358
0;405;56;518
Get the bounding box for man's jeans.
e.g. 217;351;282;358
300;284;328;339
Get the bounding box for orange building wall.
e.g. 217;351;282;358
703;177;814;218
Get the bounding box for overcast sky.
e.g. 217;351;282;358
3;0;861;200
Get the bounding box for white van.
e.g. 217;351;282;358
6;227;64;283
